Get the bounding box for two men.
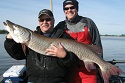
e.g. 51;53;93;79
4;0;103;83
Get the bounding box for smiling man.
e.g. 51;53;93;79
55;0;103;83
4;9;78;83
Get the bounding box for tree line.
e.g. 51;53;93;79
101;34;125;37
0;29;8;34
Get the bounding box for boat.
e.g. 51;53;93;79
0;59;125;83
0;65;27;83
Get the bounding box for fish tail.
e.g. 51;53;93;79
101;63;122;83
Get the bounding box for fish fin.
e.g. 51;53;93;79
88;45;102;56
84;61;95;72
101;63;122;83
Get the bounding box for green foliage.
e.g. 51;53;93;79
120;34;125;37
0;29;8;34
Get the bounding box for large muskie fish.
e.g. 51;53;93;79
3;20;122;83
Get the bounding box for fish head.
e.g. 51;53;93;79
3;20;31;43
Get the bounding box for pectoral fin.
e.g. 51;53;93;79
84;61;95;72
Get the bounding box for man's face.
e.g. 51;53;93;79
64;4;78;20
38;14;54;33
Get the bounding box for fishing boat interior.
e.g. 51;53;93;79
0;59;125;83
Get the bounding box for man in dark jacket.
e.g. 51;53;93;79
4;9;78;83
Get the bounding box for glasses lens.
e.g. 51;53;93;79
39;18;51;22
64;8;69;10
46;18;51;21
39;19;44;22
64;6;75;10
70;6;75;9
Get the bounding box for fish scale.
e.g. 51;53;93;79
3;20;122;83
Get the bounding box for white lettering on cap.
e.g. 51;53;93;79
65;1;72;3
42;10;46;13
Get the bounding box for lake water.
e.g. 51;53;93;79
0;34;125;76
0;34;25;75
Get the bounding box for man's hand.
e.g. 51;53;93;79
6;33;13;39
46;43;66;58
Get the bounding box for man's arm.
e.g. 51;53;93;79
4;33;26;60
87;18;103;57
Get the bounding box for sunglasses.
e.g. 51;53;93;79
64;6;75;10
39;18;52;22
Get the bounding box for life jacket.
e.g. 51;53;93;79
57;17;92;45
65;26;92;45
56;17;97;83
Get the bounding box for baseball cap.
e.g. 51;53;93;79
38;9;54;18
63;0;79;11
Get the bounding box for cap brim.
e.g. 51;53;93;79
38;13;51;18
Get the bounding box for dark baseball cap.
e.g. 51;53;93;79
38;9;54;18
63;0;79;11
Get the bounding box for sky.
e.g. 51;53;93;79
0;0;125;35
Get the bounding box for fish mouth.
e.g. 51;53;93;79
3;20;15;29
6;20;13;24
6;20;15;28
3;22;7;26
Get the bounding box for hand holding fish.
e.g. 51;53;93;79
6;33;13;39
46;43;67;58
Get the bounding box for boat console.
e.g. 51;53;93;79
3;65;27;83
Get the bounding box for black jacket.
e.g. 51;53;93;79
4;27;78;83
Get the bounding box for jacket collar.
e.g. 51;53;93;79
65;14;81;24
36;26;60;37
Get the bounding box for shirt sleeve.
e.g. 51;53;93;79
87;18;103;57
59;51;79;67
4;37;26;60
